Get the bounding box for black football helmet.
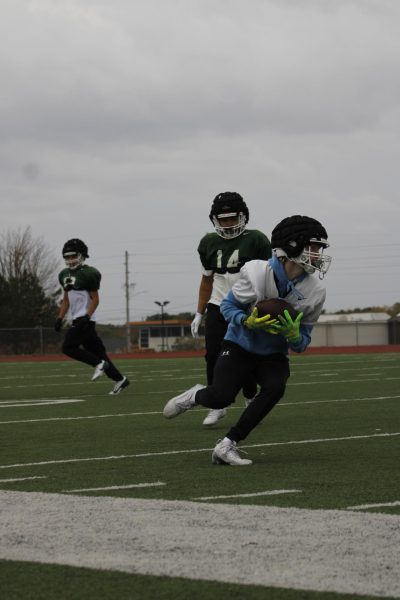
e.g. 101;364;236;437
271;215;331;277
62;238;89;270
209;192;249;239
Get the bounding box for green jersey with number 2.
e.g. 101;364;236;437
58;265;101;320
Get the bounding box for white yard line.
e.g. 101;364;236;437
63;482;166;493
0;376;389;390
0;399;84;408
147;377;386;393
0;431;398;470
347;500;400;510
193;489;301;500
0;398;84;404
1;490;399;598
0;476;47;483
0;357;397;380
0;411;161;424
0;394;398;425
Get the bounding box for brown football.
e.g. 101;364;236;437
255;298;298;320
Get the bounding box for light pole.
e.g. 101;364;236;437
155;300;170;351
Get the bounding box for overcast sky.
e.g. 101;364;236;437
2;0;400;323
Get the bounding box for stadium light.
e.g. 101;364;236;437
154;300;170;351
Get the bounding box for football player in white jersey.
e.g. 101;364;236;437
192;192;271;426
164;215;332;465
55;238;130;395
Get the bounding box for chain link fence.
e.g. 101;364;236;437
0;327;60;355
0;325;128;355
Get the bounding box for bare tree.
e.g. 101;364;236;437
0;226;59;294
0;226;60;328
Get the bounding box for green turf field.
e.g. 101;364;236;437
1;352;399;599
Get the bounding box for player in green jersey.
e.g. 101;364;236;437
55;238;130;395
191;192;271;425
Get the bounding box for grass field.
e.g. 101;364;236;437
1;352;399;599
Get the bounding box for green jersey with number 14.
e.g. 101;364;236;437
197;229;271;305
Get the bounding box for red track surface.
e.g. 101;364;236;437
0;345;399;362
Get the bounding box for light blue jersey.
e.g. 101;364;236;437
220;256;326;356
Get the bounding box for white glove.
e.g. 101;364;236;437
191;312;203;338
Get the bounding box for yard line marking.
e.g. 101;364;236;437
63;482;166;493
287;378;380;386
146;378;382;393
5;360;392;381
0;376;389;391
0;411;162;424
0;398;83;404
0;399;84;408
0;432;398;470
281;395;400;406
347;500;400;510
1;395;399;425
194;489;302;500
0;476;47;483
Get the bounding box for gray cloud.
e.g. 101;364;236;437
1;0;400;320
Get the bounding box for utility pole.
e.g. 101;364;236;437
124;251;131;352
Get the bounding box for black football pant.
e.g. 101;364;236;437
195;341;290;442
205;303;257;399
62;321;123;382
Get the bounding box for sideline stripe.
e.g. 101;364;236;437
63;482;166;493
0;395;399;425
0;476;47;483
1;490;399;597
0;431;398;470
194;489;301;500
347;500;400;510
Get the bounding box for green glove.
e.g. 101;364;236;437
243;307;278;330
270;310;303;342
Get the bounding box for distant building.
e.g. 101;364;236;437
129;319;200;352
312;312;391;347
319;312;390;323
130;312;396;351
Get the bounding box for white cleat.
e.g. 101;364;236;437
202;408;227;426
109;377;130;395
163;384;205;419
212;439;252;466
91;360;109;381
